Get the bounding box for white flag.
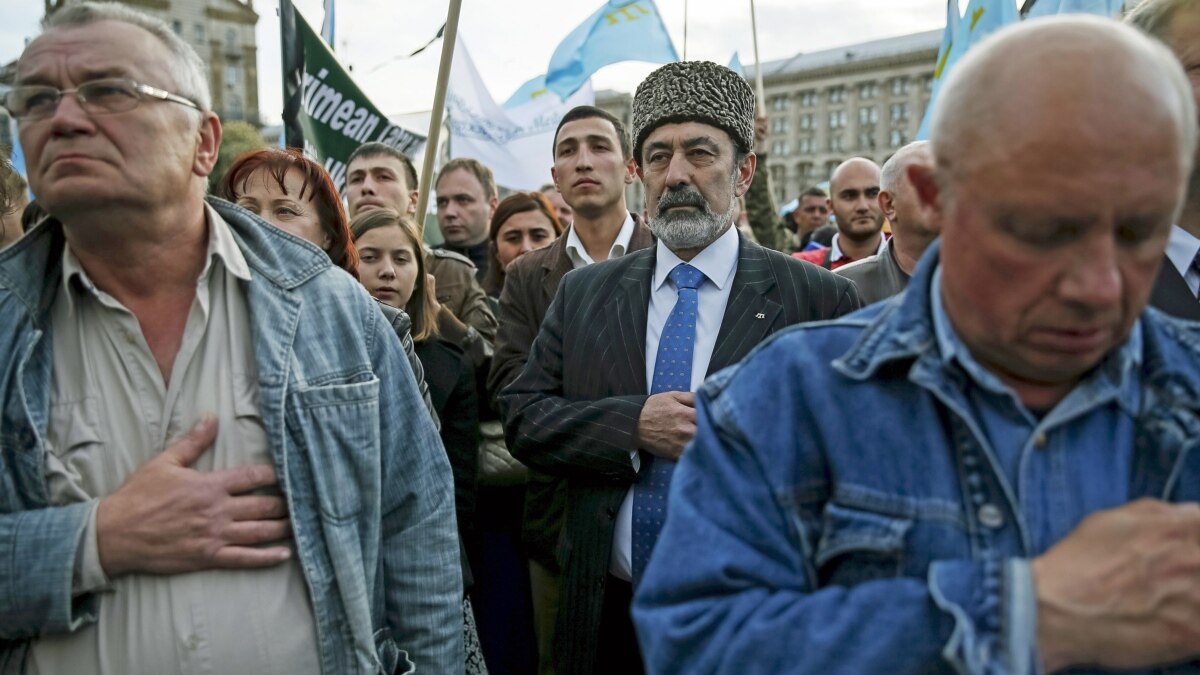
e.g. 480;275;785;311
447;36;594;192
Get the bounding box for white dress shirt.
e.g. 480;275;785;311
565;213;636;269
1165;224;1200;297
609;225;740;580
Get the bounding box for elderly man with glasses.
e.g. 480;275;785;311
0;3;462;674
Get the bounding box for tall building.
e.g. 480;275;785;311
44;0;261;125
746;30;940;204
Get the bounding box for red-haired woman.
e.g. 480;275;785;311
218;148;359;277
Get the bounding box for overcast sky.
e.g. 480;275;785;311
1;1;1015;125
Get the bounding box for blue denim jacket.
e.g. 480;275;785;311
0;199;463;674
632;242;1200;674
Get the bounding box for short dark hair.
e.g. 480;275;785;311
800;186;828;200
436;157;497;200
552;105;631;159
348;142;419;192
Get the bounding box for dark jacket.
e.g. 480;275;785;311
488;217;655;574
499;233;862;675
1149;253;1200;320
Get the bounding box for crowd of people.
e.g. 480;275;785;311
4;0;1200;674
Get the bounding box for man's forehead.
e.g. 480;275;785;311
18;22;164;83
350;155;403;175
645;121;731;146
437;168;485;196
556;116;619;146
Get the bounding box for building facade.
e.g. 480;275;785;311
746;30;940;204
45;0;261;125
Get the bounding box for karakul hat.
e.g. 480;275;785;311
631;61;755;165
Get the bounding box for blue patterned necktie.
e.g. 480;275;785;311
631;262;705;583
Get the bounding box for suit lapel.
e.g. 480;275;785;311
542;236;574;303
1150;255;1200;321
604;251;653;393
708;238;782;375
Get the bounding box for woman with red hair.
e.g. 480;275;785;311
218;148;359;277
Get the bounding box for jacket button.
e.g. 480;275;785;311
977;504;1004;529
1034;432;1048;448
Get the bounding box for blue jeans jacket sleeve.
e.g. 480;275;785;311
0;501;96;638
370;305;465;673
630;370;1038;675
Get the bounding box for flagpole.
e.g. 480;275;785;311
749;0;766;114
414;0;463;233
683;0;689;61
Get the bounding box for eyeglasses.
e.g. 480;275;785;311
3;77;201;121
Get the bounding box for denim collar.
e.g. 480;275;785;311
0;197;335;325
832;239;1200;415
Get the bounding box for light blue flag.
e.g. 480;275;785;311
728;51;743;75
917;0;1017;139
544;0;679;100
1026;0;1123;18
320;0;335;48
503;74;552;110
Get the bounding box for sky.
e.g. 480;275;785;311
0;0;1010;125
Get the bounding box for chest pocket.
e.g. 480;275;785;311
814;503;911;587
287;377;381;521
44;396;107;504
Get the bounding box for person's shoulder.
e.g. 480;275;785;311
1142;307;1200;385
506;241;562;281
561;246;651;289
429;247;477;269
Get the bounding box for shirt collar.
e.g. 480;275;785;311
565;212;636;268
929;266;1142;415
1164;224;1200;278
830;232;888;263
62;204;251;314
652;225;740;292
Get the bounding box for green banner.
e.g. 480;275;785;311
281;3;425;192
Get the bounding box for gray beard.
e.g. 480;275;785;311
648;185;738;251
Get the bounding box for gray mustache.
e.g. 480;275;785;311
656;188;708;214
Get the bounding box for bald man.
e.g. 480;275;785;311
836;141;936;304
793;157;886;270
634;16;1200;674
1129;0;1200;320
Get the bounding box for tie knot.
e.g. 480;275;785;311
668;263;705;291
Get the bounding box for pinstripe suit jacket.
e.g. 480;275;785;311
499;232;862;674
1150;253;1200;320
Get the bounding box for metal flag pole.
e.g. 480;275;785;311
414;0;463;232
749;0;766;113
683;0;689;61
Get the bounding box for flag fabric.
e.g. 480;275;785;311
502;74;552;110
917;0;1017;139
279;0;425;193
1026;0;1123;17
543;0;678;100
448;37;595;191
728;51;744;75
320;0;335;48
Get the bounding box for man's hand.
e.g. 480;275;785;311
1033;499;1200;672
636;392;696;460
96;416;292;578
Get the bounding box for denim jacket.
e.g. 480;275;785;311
0;199;463;674
632;241;1200;674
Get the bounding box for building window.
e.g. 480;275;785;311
226;27;238;47
890;129;909;148
771;166;787;202
771;117;789;134
828;86;847;104
890;102;909;123
798;137;813;154
771;140;790;156
923;74;935;91
228;94;243;120
225;64;241;88
800;90;817;107
829;135;845;153
797;162;814;180
858;106;877;125
771;95;790;111
172;20;182;34
858;82;878;100
829;109;848;129
195;23;205;42
858;132;876;151
891;78;909;96
799;113;814;130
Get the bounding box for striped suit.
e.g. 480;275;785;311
500;232;861;674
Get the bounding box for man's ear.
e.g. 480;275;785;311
625;156;637;184
878;191;897;222
734;151;756;198
906;163;943;234
193;112;222;179
406;190;419;215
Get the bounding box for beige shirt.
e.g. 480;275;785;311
29;207;321;675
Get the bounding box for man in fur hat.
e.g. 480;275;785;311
500;60;860;675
